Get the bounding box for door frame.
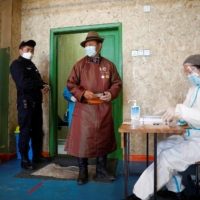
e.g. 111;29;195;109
0;47;10;154
49;22;123;157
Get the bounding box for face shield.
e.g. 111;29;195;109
186;66;199;76
185;65;200;85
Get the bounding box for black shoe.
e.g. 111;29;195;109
21;158;35;170
127;194;141;200
95;155;116;181
157;190;187;200
94;169;116;181
32;155;51;163
77;170;88;185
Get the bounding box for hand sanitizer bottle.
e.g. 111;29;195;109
128;100;140;121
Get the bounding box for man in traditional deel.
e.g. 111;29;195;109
64;31;122;185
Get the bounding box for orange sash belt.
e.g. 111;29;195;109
85;98;104;104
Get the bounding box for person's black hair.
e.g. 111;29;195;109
192;65;200;69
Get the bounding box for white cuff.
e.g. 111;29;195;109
70;96;77;102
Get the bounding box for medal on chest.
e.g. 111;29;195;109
99;66;109;79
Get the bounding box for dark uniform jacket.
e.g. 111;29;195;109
10;56;45;104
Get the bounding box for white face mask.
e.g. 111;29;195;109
85;46;97;57
22;52;33;60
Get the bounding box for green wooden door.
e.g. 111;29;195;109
98;30;123;159
50;23;123;159
57;33;86;154
0;48;10;154
57;30;122;158
57;33;86;140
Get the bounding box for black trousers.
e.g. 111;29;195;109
17;101;43;157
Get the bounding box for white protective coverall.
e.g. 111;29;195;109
133;85;200;200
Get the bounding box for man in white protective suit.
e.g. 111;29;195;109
127;54;200;200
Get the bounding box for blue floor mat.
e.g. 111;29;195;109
0;159;200;200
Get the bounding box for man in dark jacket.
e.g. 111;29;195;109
10;40;50;170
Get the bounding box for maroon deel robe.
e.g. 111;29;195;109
64;56;122;158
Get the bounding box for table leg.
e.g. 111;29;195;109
196;164;199;187
154;133;157;200
124;132;130;200
196;164;199;195
146;133;149;168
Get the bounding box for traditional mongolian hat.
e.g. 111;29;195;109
80;31;104;47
